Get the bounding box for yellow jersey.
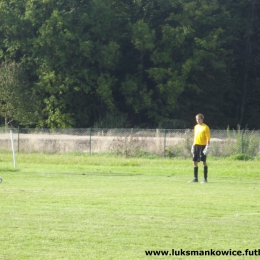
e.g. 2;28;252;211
194;123;210;145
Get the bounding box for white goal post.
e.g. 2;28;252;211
10;130;17;168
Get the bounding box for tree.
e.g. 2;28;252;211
0;61;38;126
224;0;260;128
145;0;230;126
0;0;259;129
24;0;122;127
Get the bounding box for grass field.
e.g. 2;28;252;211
0;153;260;259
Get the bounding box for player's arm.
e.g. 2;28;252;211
203;126;210;154
205;126;210;145
191;126;196;154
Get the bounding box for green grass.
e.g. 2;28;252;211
0;153;260;259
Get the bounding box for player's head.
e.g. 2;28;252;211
196;113;204;124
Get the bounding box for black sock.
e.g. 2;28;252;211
194;167;198;180
204;166;208;180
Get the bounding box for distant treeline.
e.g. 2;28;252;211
0;0;259;129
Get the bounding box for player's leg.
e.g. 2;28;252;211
193;162;198;182
189;146;199;182
201;160;208;183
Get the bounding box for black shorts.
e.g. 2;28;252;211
192;145;206;162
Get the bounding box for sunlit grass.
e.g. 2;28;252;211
0;153;260;259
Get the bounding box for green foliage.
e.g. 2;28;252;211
132;20;155;51
165;143;191;159
93;111;130;128
210;127;260;158
229;153;253;161
0;61;39;126
121;74;153;115
96;74;116;111
158;119;188;129
241;132;259;157
165;146;183;158
0;0;260;128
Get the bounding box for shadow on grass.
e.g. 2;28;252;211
85;172;144;176
1;168;19;173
